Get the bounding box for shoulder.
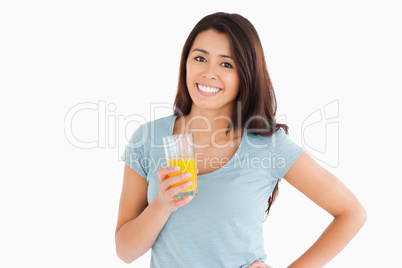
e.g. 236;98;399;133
148;114;176;129
138;114;175;133
243;128;303;156
127;114;175;147
243;128;286;148
246;129;304;178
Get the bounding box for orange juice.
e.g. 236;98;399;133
168;157;198;193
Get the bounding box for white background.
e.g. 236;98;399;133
1;1;401;267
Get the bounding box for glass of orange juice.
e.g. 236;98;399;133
162;133;198;200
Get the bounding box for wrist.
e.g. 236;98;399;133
153;193;173;217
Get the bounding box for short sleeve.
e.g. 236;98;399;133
270;129;304;179
120;123;150;181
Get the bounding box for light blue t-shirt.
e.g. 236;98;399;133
121;114;304;268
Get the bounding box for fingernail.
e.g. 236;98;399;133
172;166;180;170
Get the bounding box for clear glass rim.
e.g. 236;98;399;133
162;132;193;140
163;133;194;149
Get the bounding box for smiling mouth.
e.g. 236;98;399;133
197;83;222;94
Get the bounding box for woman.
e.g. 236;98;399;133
115;12;366;268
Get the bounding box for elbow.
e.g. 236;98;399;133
356;205;367;228
353;198;367;228
115;233;138;264
116;244;136;264
117;254;135;264
346;202;367;230
336;202;367;230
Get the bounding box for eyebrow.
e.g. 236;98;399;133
191;48;233;59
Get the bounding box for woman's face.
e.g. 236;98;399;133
186;29;240;114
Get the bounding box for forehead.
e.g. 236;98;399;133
191;29;232;55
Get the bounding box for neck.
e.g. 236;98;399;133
176;104;242;143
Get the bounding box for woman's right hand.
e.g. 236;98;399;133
155;166;194;214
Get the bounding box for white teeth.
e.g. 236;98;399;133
197;84;221;93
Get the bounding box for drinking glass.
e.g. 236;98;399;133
162;133;198;200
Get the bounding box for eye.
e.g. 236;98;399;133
221;62;234;68
194;56;206;62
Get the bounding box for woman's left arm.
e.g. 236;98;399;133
283;151;366;268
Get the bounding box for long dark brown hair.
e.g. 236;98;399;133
174;12;289;222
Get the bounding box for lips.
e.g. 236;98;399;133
197;83;222;96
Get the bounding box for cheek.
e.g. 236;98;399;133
227;73;240;93
186;61;196;83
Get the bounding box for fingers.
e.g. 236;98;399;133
160;171;192;192
166;179;192;197
158;166;180;183
156;166;195;213
174;193;193;208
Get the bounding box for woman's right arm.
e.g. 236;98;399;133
115;164;193;263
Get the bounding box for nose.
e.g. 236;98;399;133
202;63;218;80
